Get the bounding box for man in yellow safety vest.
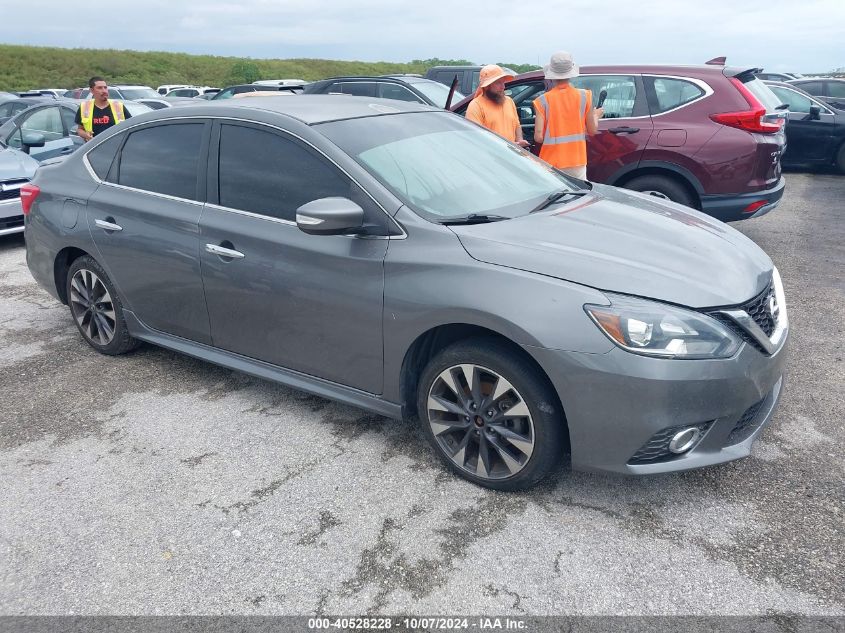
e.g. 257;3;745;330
75;77;131;142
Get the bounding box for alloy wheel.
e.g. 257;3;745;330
426;364;535;480
69;269;117;345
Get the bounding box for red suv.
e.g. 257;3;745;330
453;64;787;222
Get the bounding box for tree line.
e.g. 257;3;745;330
0;45;540;91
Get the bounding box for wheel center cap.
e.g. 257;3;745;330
474;416;485;428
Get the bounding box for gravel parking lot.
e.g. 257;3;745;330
0;172;843;616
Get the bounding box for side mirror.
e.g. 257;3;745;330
518;106;534;121
296;197;364;236
803;105;821;121
21;131;46;153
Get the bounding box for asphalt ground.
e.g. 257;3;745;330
0;171;843;616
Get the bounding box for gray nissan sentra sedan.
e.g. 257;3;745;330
23;96;788;490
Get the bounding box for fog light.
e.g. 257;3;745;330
668;427;701;454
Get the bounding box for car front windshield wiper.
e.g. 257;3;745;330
439;214;511;226
529;189;590;214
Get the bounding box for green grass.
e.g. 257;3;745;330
0;44;540;92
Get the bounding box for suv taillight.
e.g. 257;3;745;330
20;184;40;215
710;78;785;134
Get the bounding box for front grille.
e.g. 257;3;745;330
706;281;780;354
628;421;713;465
710;313;767;353
743;283;777;336
0;216;24;231
726;398;766;445
0;179;27;201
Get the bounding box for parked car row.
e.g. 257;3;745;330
0;63;840;240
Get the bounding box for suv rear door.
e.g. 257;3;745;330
571;74;653;183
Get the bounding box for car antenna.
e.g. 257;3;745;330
705;56;727;66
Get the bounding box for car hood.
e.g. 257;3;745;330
0;147;38;180
450;184;772;308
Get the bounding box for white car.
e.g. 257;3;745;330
165;86;218;98
253;79;307;87
157;84;188;95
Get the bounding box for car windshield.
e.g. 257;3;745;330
318;112;577;221
407;80;465;107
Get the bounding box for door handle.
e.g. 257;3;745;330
94;218;123;232
608;126;640;134
60;147;74;154
205;243;245;259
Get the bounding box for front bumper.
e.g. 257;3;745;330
0;197;24;236
526;332;788;475
700;175;786;223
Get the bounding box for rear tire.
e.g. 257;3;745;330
416;338;565;491
624;174;696;208
66;255;140;356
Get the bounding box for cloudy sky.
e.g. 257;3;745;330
9;0;845;72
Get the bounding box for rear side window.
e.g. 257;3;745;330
741;78;783;113
827;82;845;98
572;75;637;118
795;81;823;95
646;77;705;114
338;82;377;97
434;71;458;86
378;83;421;102
86;134;122;179
217;124;354;222
118;123;204;200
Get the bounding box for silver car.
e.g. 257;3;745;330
23;96;788;490
0;143;38;236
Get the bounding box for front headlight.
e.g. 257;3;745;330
584;294;741;359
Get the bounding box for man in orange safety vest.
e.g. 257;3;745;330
533;52;603;179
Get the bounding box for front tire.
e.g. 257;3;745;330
416;338;565;491
625;174;696;208
66;255;140;355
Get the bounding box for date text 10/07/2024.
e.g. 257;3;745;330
307;617;527;630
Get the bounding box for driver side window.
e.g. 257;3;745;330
21;107;65;142
770;86;813;113
60;107;78;136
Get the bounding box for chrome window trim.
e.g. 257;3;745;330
82;114;407;239
100;181;205;206
520;73;714;121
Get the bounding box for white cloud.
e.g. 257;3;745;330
10;0;845;72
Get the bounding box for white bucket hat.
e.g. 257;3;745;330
544;51;579;80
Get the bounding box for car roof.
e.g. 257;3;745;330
314;76;418;84
511;64;756;79
136;95;435;125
